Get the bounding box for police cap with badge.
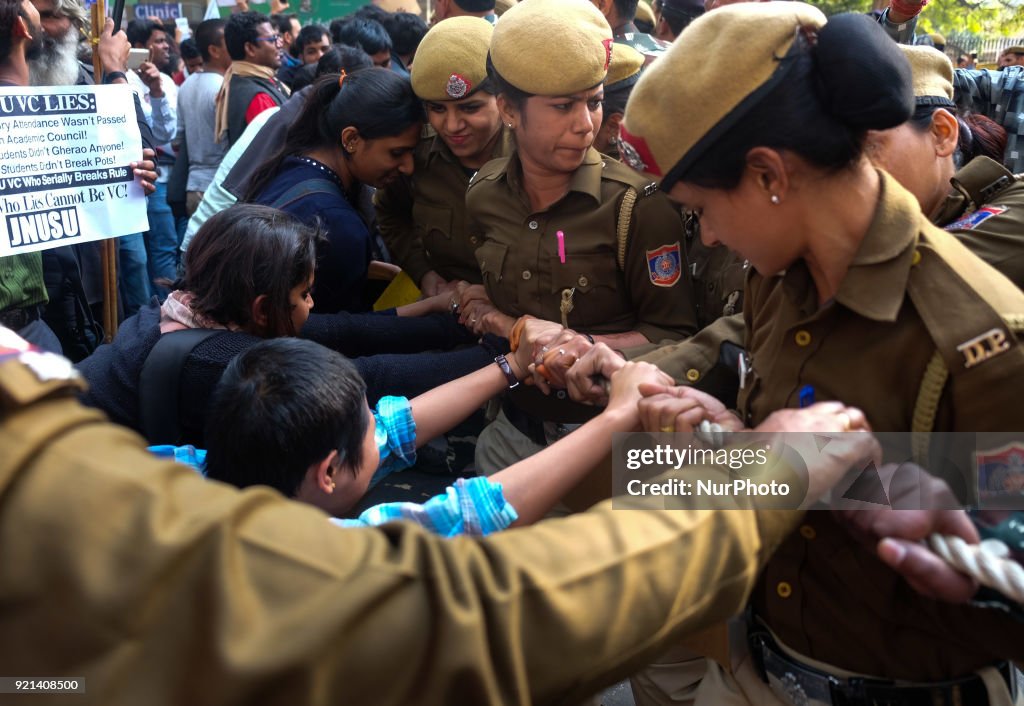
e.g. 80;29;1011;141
411;17;494;101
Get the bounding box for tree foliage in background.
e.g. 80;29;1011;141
812;0;1024;36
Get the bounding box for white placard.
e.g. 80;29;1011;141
175;16;192;40
0;84;148;257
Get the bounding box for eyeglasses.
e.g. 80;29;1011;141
253;34;282;44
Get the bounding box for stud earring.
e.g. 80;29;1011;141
770;194;780;205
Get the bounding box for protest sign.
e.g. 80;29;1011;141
0;84;148;257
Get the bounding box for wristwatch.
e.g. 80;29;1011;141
494;354;519;389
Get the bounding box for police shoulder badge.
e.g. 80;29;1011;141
945;205;1008;231
647;242;682;287
446;73;471;99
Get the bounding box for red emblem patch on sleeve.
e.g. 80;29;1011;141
647;242;682;287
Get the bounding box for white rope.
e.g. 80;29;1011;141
928;534;1024;604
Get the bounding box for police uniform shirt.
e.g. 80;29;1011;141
743;172;1024;679
930;156;1024;289
0;326;802;705
466;147;699;342
374;127;514;286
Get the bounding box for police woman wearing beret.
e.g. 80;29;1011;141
865;44;1024;289
460;0;698;473
246;68;423;314
374;17;512;297
612;3;1024;704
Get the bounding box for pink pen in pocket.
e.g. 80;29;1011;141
557;230;566;264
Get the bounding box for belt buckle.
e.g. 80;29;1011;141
761;647;837;706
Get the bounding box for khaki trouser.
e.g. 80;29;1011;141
632;626;1023;706
474;407;545;477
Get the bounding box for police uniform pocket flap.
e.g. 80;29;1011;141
476;240;508;282
412;201;454;240
548;254;619;294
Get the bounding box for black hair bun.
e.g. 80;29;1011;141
813;13;914;131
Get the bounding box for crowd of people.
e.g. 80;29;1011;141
0;0;1023;702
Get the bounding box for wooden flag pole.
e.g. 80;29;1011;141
90;0;118;342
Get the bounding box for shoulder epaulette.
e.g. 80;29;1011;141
907;227;1024;446
466;157;509;189
601;156;659;196
951;156;1017;208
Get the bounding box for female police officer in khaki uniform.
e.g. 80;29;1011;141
865;44;1024;290
612;3;1024;704
463;0;697;347
373;17;513;296
462;0;698;473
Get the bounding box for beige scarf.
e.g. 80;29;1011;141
159;291;242;334
213;61;290;142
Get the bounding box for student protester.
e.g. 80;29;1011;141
381;11;426;70
295;23;329;66
215;10;290;147
175;37;202;82
180;45;373;251
176;19;230;217
246;68;422;314
202;336;671;530
277;23;327;90
1;2;156;353
77;205;502;447
374;17;511;296
270;11;301;85
332;16;393;69
126;18;180;297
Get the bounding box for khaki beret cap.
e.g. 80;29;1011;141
490;0;613;96
411;17;494;101
635;0;656;26
619;2;825;180
1004;45;1024;55
494;0;517;16
899;45;954;104
606;43;644;89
